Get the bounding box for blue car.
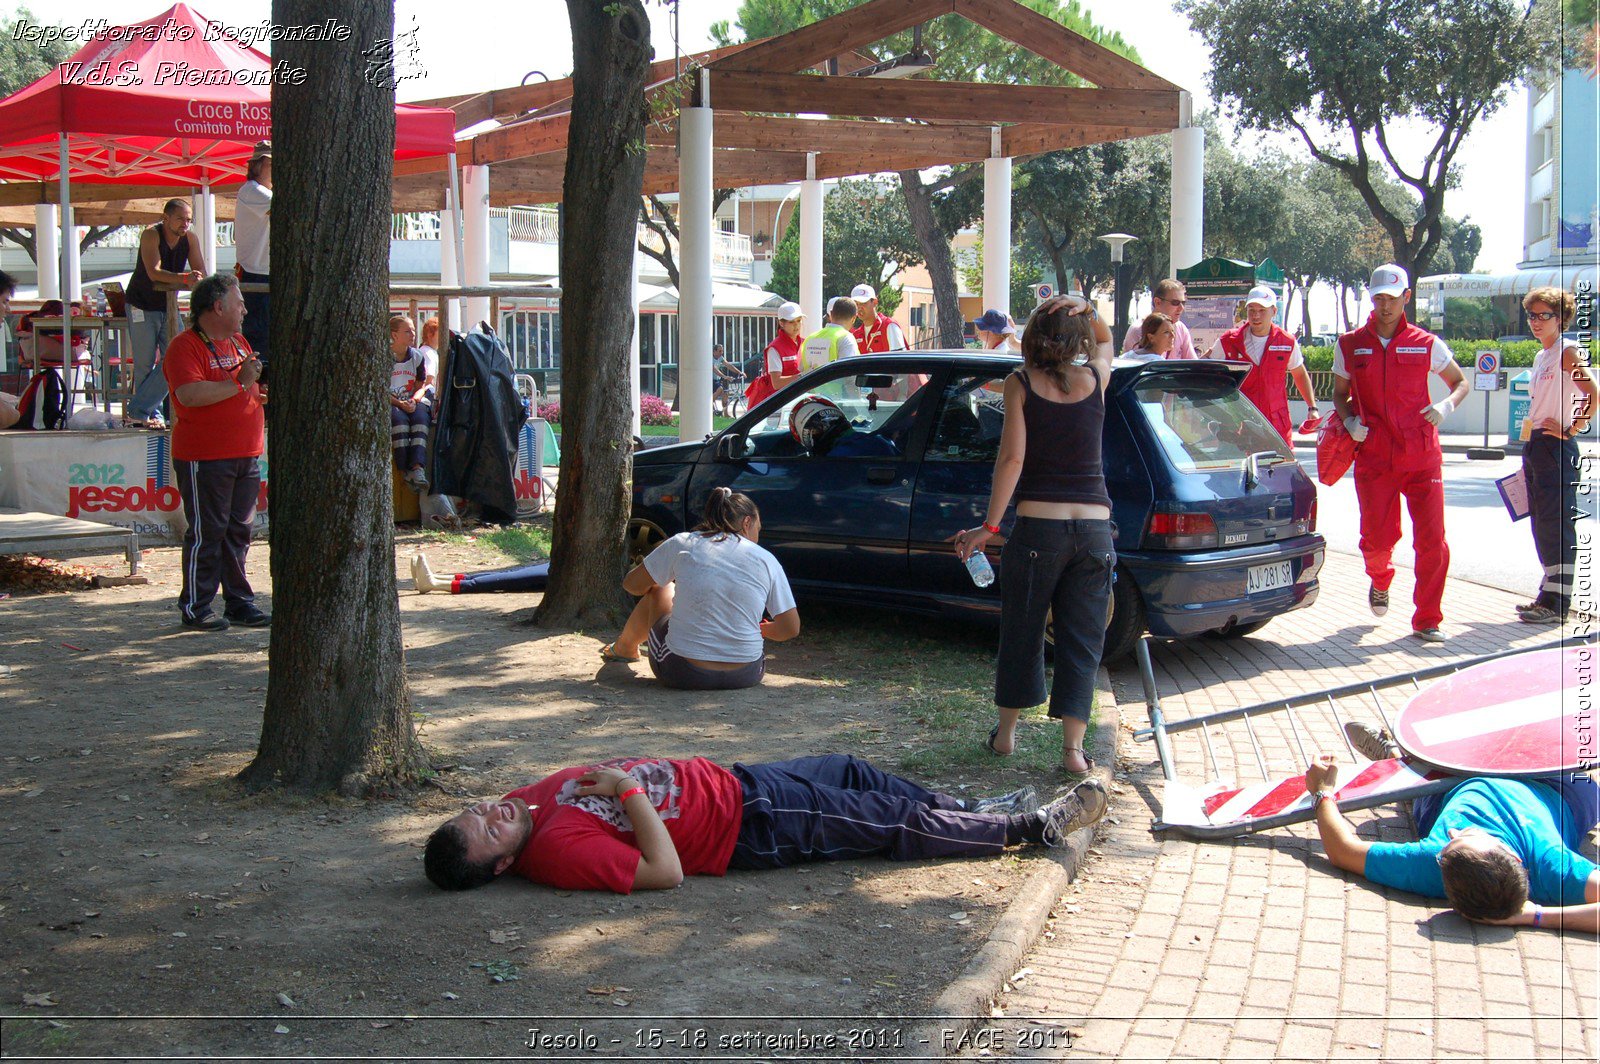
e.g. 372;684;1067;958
630;353;1324;661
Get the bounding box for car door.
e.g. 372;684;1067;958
907;368;1010;605
686;365;935;594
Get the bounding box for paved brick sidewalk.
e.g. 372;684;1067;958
965;550;1598;1062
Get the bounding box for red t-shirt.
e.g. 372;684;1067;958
507;756;744;894
163;329;265;461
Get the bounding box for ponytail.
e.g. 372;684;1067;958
1020;303;1096;392
695;486;760;541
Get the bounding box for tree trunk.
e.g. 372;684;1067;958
898;170;964;348
535;0;651;628
239;0;424;796
1300;276;1314;337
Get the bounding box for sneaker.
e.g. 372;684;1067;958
405;467;430;492
1368;584;1389;617
1515;599;1545;616
1519;605;1564;624
968;786;1039;816
1343;721;1399;761
1412;627;1447;643
1039;778;1109;849
181;610;229;632
225;604;271;628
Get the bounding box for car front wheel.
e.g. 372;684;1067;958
627;517;668;566
1043;564;1145;665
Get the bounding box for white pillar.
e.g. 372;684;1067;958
34;204;59;299
462;164;491;329
677;78;714;442
799;155;823;328
61;203;81;301
982;135;1011;318
195;185;217;275
439;189;461;327
1170;95;1204;273
630;242;642;439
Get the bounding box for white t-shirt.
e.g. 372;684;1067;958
1332;332;1453;378
1529;340;1585;430
1122;349;1165;363
801;326;860;370
643;531;797;663
1241;330;1304;370
390;348;431;398
234;180;272;274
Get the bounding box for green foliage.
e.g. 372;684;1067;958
958;237;1049;320
0;6;73;97
769;179;918;314
1181;0;1538;283
1302;339;1551;373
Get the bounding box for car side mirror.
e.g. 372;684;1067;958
715;433;753;462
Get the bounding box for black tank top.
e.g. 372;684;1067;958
1012;367;1111;507
126;224;192;312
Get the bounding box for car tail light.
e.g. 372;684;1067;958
1308;498;1318;533
1146;508;1219;549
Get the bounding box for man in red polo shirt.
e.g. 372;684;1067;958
162;272;269;632
1333;264;1469;643
848;283;907;353
1216;286;1320;444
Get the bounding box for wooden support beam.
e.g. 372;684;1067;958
1001;122;1172;156
711;70;1181;128
714;0;955;74
951;0;1175;91
0;182;202;208
470;113;571;165
648;113;993;157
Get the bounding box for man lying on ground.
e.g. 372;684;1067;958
1304;726;1598;933
425;754;1106;894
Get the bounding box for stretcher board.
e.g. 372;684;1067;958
1159;756;1456;838
1394;645;1596;777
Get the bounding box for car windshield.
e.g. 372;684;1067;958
1132;375;1293;472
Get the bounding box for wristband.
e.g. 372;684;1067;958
1532;906;1543;927
1312;791;1336;807
616;785;646;804
983;522;1000;535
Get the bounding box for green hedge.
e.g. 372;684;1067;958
1302;338;1593;373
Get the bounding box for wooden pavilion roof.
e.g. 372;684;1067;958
391;0;1184;210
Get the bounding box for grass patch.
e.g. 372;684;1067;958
415;518;551;561
638;416;737;438
800;605;1095;793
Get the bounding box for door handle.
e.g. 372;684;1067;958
866;466;896;484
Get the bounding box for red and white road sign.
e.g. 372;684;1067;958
1188;756;1450;826
1394;645;1596;777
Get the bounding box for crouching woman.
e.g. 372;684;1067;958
602;488;800;690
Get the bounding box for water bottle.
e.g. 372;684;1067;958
964;549;995;588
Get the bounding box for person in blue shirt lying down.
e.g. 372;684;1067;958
1302;749;1599;934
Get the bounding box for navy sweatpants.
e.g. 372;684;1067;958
390;402;431;473
1523;429;1582;612
727;755;1007;869
175;456;260;621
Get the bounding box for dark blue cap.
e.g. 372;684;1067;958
971;309;1012;333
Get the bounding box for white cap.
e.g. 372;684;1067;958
1367;263;1409;298
776;301;804;321
850;283;876;302
1245;285;1277;309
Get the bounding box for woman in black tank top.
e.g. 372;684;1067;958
954;295;1116;778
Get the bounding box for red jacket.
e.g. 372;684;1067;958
1337;313;1442;474
852;312;903;354
1218;323;1296;443
746;331;803;406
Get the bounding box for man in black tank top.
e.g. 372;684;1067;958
124;199;205;424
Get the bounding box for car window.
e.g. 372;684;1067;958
744;370;930;459
927;373;1007;462
1132;375;1293;472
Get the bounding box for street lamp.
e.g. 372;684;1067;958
1098;232;1138;352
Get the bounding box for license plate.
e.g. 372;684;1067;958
1247;561;1294;594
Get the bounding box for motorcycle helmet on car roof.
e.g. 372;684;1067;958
790;394;849;453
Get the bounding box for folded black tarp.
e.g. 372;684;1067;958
429;329;525;523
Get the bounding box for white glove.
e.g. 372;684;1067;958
1344;416;1369;443
1422;398;1455;426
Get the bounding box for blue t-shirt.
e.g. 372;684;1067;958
1365;778;1597;905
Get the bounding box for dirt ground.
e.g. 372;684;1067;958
0;532;1067;1060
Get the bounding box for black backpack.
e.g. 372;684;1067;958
14;366;70;430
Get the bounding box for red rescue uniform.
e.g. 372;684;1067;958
1218;322;1296;444
851;312;905;354
1338;312;1448;631
747;330;803;407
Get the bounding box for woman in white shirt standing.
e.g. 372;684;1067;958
1518;286;1597;623
602;488;801;689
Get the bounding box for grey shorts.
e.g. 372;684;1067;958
647;616;766;690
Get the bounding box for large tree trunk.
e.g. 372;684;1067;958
535;0;651;628
899;170;964;348
239;0;423;796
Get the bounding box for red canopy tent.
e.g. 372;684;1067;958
0;3;462;350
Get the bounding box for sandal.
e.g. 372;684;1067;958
1060;746;1097;781
984;724;1010;756
598;642;640;663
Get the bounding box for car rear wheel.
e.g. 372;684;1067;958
1205;618;1270;640
1043;565;1145;665
627;517;668;565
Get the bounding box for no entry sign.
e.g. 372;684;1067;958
1394;645;1597;776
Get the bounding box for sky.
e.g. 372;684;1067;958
31;0;1529;276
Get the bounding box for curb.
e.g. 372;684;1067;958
919;667;1121;1058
